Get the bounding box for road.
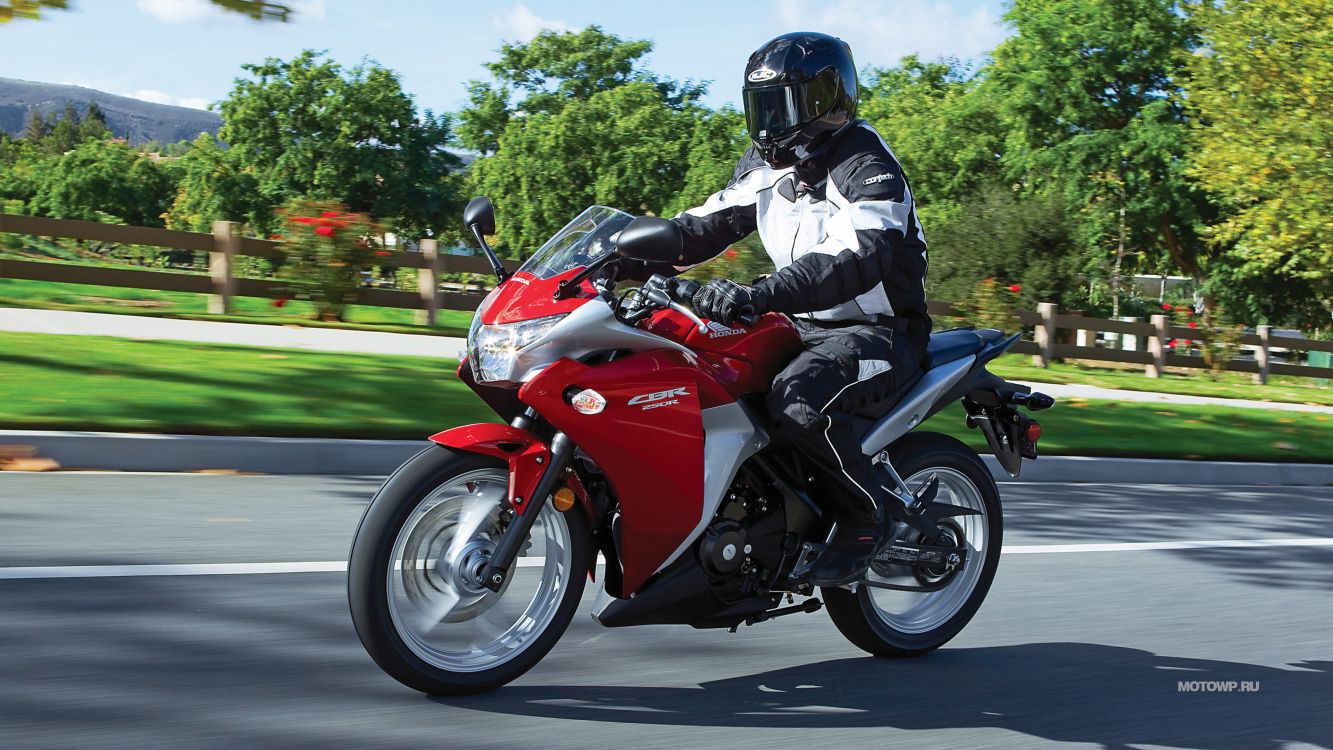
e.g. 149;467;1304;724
1;473;1330;750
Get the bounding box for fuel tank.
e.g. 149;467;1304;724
644;310;803;399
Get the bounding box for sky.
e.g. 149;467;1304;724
1;0;1013;114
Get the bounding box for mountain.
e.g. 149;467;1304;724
0;77;222;146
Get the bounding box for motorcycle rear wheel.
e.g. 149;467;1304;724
348;446;592;695
823;431;1002;657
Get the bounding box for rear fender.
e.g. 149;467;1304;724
428;424;592;521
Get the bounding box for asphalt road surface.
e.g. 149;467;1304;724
1;472;1331;750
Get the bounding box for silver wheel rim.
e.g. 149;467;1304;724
864;466;988;635
386;468;573;672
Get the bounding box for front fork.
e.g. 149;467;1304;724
475;414;575;593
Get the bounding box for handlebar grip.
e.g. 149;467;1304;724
734;309;759;327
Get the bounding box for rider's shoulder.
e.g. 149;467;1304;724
728;146;769;187
827;122;908;203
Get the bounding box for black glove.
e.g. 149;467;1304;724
692;279;765;326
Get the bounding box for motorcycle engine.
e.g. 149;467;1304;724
695;470;786;591
699;519;748;577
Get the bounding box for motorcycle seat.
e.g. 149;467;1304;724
925;328;1005;367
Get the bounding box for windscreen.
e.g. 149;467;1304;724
517;206;634;280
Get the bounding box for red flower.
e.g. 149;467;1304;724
269;233;284;240
1166;338;1177;348
374;250;391;257
320;210;339;218
314;226;335;238
289;216;314;225
1161;303;1173;311
724;249;739;259
1008;284;1022;293
1188;321;1198;329
272;298;288;308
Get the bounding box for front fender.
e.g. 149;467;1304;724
428;424;592;523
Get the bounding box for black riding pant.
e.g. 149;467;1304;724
766;318;925;525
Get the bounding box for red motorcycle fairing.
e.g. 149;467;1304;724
479;268;597;325
518;350;720;594
644;309;804;400
427;424;550;517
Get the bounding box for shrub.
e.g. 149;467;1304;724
276;200;391;321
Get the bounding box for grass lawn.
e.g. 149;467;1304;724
0;278;475;337
0;330;492;439
989;355;1333;407
1;331;1329;462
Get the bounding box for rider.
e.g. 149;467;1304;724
669;32;932;586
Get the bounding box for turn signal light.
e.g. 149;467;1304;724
552;487;576;512
570;388;606;415
1026;421;1042;443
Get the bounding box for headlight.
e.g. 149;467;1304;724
467;313;567;383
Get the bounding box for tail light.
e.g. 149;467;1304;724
1026;421;1042;444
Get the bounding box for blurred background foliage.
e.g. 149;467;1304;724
1;0;1330;332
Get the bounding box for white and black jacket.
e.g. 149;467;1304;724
672;121;930;332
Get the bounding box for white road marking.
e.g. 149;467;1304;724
0;557;547;580
3;538;1332;580
1003;537;1333;554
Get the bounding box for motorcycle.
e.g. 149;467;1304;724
348;199;1054;695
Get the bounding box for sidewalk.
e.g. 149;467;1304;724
0;307;465;359
4;306;1329;414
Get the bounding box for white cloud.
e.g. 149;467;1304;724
131;89;175;105
125;90;212;109
135;0;224;24
136;0;323;23
774;0;1009;68
492;3;571;42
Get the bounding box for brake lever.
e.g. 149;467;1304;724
668;301;709;334
642;287;708;334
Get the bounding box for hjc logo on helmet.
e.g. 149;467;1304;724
747;68;777;83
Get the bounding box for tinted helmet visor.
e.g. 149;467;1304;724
743;70;839;141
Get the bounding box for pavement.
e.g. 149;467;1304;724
0;307;465;359
0;472;1330;749
4;429;1331;484
5;306;1331;415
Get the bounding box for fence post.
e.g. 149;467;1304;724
1032;302;1057;368
209;221;239;315
416;238;440;326
1254;324;1271;385
1146;314;1169;378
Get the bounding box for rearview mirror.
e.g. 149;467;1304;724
616;216;683;263
463;196;496;235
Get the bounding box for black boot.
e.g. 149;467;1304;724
807;518;887;587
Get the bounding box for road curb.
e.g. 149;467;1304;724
3;429;1331;485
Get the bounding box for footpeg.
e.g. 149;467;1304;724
787;541;826;581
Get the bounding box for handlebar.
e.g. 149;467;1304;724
634;274;760;331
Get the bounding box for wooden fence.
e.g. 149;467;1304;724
3;212;1332;383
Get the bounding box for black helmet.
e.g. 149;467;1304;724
742;32;858;169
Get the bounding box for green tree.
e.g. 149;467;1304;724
164;133;269;232
1184;0;1333;321
28;139;175;226
859;56;1004;209
463;27;713;254
217;50;461;239
458;26;704;155
987;0;1208;316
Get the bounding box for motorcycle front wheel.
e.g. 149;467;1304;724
823;431;1003;657
348;446;592;695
